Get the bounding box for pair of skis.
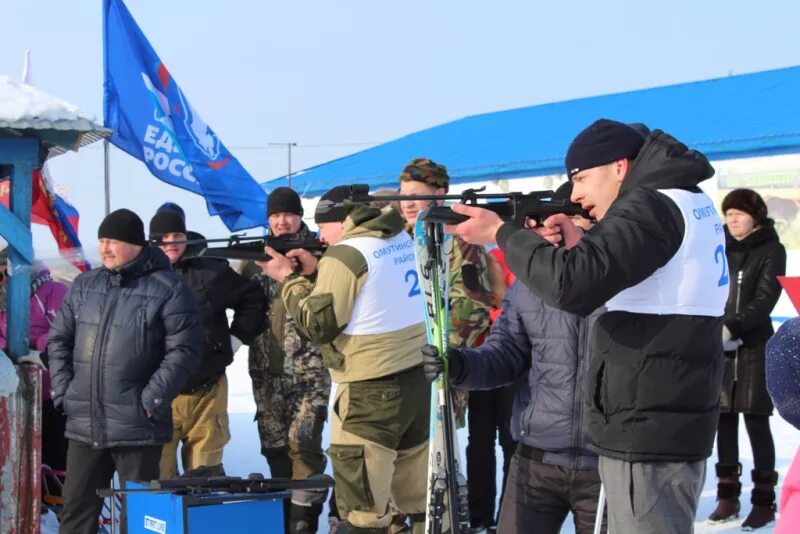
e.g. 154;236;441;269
413;214;470;534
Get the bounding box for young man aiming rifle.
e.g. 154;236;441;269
442;119;728;533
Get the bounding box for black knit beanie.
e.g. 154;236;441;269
149;210;187;239
268;187;304;217
565;119;645;178
315;186;352;224
98;209;146;246
157;201;186;221
552;181;574;203
722;188;768;224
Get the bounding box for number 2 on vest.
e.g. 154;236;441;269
714;244;729;287
405;269;421;297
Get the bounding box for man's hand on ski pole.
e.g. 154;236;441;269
421;344;467;383
443;204;504;245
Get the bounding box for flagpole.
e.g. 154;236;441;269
103;140;111;216
269;142;297;188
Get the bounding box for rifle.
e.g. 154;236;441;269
345;184;593;225
150;232;326;262
97;473;334;497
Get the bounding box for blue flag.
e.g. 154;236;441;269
103;0;266;231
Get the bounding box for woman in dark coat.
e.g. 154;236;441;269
708;188;786;530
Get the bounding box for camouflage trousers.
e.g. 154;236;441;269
251;369;330;480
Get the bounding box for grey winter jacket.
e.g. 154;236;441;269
48;246;203;448
457;280;600;470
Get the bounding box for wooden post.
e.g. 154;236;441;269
0;135;41;534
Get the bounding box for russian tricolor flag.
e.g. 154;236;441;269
0;169;91;272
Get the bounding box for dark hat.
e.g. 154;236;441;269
552;181;574;203
722;188;768;224
98;209;146;246
157;201;186;221
149;210;187;239
628;122;651;138
315;186;353;224
370;189;401;213
268;187;303;217
399;158;450;191
565;119;645;178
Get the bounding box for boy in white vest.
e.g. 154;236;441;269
258;186;430;534
444;119;727;534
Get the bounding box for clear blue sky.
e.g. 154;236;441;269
2;0;799;261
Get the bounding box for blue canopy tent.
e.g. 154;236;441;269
263;65;800;197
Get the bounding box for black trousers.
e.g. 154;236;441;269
466;386;516;527
497;449;605;534
59;440;161;534
717;412;775;471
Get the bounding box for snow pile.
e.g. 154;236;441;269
0;351;19;397
0;75;98;131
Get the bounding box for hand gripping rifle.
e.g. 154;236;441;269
149;232;326;262
344;184;593;225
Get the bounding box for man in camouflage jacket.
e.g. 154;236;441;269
243;187;331;534
259;186;430;534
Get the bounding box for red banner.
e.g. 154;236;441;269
778;276;800;315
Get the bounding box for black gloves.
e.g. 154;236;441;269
421;344;466;384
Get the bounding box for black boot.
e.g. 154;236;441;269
741;469;778;531
707;463;742;524
288;503;323;534
388;514;410;533
263;447;292;532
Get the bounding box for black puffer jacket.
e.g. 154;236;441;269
497;130;725;462
720;222;786;414
48;246;203;448
172;232;265;392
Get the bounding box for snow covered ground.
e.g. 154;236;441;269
41;343;799;533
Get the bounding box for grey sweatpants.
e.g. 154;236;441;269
598;456;705;534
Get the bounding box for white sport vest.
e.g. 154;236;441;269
340;232;424;335
606;188;728;317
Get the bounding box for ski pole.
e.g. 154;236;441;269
110;479;117;534
593;484;605;534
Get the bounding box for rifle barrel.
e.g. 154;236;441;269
347;184;556;204
149;235;264;247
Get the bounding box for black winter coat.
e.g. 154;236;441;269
458;281;600;470
720;222;786;415
172;234;265;392
48;247;203;448
497;130;725;462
